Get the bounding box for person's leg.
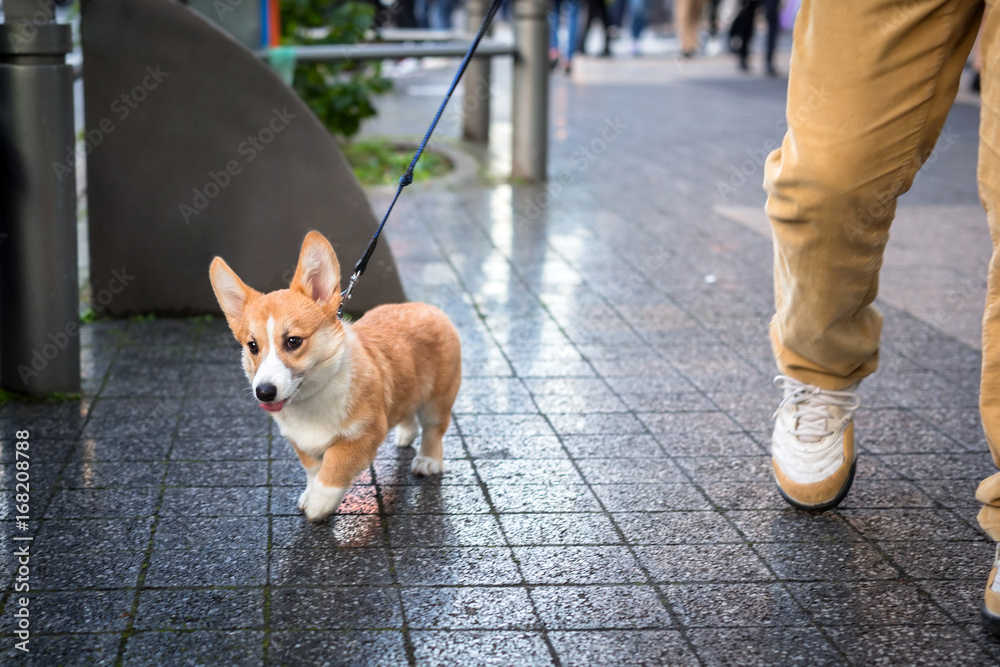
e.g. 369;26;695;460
675;0;705;55
729;0;753;64
414;0;428;28
740;0;759;64
763;0;779;73
550;0;563;62
566;0;581;63
436;0;453;29
396;0;419;27
975;4;1000;636
628;0;645;42
767;0;980;391
708;0;720;36
577;0;596;54
765;0;981;509
611;0;625;28
595;0;612;54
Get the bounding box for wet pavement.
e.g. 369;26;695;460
2;41;999;666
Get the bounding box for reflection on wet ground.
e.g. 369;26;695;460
2;55;997;665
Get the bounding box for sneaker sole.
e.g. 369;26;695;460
983;602;1000;638
776;460;856;512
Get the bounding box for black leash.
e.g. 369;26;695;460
338;0;506;319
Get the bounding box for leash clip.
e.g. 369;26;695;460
337;270;361;320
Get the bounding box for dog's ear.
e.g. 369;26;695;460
291;231;341;309
209;257;257;333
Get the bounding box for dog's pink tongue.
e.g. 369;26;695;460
260;401;285;413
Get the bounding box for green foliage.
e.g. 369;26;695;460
45;392;82;403
80;308;98;323
0;388;81;405
343;139;452;186
280;1;391;139
0;388;24;405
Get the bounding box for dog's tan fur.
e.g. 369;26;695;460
209;231;461;521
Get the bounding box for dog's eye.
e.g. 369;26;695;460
285;336;303;351
247;341;258;355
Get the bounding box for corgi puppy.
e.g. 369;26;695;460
209;231;462;521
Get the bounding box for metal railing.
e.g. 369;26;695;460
263;0;549;182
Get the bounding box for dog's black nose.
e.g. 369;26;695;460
256;383;277;402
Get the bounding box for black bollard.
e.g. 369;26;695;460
0;0;80;396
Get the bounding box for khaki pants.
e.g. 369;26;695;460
763;0;1000;537
675;0;706;53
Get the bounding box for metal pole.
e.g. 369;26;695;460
512;0;548;181
462;0;491;143
0;0;80;396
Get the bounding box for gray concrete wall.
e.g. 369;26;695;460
81;0;406;316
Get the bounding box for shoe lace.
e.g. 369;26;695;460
772;375;861;444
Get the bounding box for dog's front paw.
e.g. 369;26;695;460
411;455;444;476
298;488;310;510
396;418;419;448
301;483;348;522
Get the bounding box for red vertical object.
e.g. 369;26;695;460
268;0;282;46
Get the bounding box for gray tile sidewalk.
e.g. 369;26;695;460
2;52;998;665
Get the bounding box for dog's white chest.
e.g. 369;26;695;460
273;382;358;457
275;417;336;456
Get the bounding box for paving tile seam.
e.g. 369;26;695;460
10;619;974;632
433;197;998;659
476;235;854;664
427;203;823;661
368;452;419;666
417;203;675;664
445;415;565;667
540;193;978;460
532;199;774;386
0;317;127;623
424;192;868;661
826;440;998;652
113;319;205;667
427;204;710;666
17;578;956;596
261;416;275;666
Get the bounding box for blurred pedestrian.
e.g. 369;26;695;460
675;0;706;58
708;0;722;37
577;0;613;57
610;0;647;55
760;0;1000;638
706;0;722;36
550;0;583;72
729;0;780;76
972;14;985;92
415;0;455;29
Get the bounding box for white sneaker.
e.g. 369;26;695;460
771;375;861;511
983;544;1000;637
